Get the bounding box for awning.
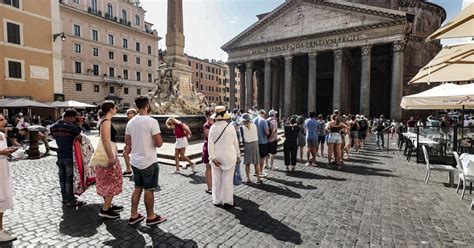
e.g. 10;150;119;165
400;83;474;110
408;43;474;84
426;3;474;41
0;98;53;108
47;100;97;109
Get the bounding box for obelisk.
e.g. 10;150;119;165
163;0;193;96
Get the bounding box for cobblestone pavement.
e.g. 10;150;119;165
2;137;474;247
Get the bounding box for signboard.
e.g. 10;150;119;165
30;65;49;80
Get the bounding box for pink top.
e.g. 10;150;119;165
174;123;186;138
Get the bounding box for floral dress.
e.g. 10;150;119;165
95;120;123;197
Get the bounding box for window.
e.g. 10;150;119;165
4;0;20;8
123;69;129;79
74;61;82;73
122;9;127;22
73;24;81;37
109;51;114;59
200;73;203;78
188;61;191;66
212;68;215;74
92;47;99;56
110;86;115;94
196;63;198;70
109;67;115;77
73;0;79;3
91;0;97;12
135;15;140;26
123;54;128;62
122;38;128;49
76;83;82;91
195;72;198;77
6;59;23;80
200;84;203;91
94;85;100;92
200;64;203;70
124;87;129;95
135;42;140;52
147;45;152;55
136;72;141;81
92;64;99;76
137;88;141;95
107;3;113;17
74;43;81;53
148;73;152;83
6;22;21;45
108;34;114;45
147;60;152;67
136;57;140;64
91;30;98;41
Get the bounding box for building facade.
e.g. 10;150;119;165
186;55;242;108
60;0;160;108
0;0;62;102
222;0;445;119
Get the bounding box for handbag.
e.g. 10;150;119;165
233;162;242;186
90;140;116;168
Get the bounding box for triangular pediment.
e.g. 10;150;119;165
222;0;406;50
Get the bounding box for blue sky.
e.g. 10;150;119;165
141;0;468;61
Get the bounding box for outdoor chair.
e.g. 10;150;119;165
422;145;455;184
398;133;405;150
406;139;417;162
453;152;474;199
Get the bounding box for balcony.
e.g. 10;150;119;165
103;76;124;87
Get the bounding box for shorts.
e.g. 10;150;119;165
350;131;359;139
268;141;278;155
175;137;188;149
327;133;342;144
258;143;269;158
358;131;367;140
132;163;159;191
318;135;326;145
307;139;318;148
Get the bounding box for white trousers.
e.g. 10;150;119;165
211;165;235;205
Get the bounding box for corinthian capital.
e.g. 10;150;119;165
334;49;343;59
392;41;406;52
361;45;372;56
284;56;293;63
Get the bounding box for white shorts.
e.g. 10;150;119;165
175;137;188;149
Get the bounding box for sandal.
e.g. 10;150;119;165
246;180;252;184
205;189;212;194
256;180;263;184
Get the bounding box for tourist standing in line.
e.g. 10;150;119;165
166;117;196;174
373;115;387;149
349;115;360;153
304;111;318;166
50;109;86;207
240;113;262;184
342;115;351;160
266;110;279;170
0;114;18;242
208;106;240;208
317;114;326;158
326;114;349;167
296;116;306;163
95;101;123;219
123;108;137;177
202;108;214;194
358;115;369;148
125;96;166;226
253;109;270;177
284;117;299;172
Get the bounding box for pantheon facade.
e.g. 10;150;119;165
222;0;445;119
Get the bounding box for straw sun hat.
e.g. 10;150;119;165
211;106;231;120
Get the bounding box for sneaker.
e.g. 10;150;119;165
205;189;212;194
110;205;124;213
190;162;196;172
122;171;133;177
146;214;167;226
172;170;180;174
0;230;16;242
305;162;311;166
64;200;87;207
128;214;145;225
271;166;279;170
286;166;290;172
260;173;268;178
99;208;120;219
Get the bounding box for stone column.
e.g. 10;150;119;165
391;41;406;120
307;52;317;113
360;45;372;116
228;63;236;111
245;62;253;111
271;61;279;112
264;58;272;112
283;56;293;117
333;49;343;111
239;65;245;110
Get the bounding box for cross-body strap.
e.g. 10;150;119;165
214;123;231;144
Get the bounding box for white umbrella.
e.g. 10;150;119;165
0;98;53;108
400;83;474;110
426;3;474;41
47;100;96;109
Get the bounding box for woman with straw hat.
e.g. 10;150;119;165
208;106;240;208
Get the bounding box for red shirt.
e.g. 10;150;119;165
174;123;186;138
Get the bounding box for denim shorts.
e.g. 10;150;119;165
327;133;342;144
132;162;159;191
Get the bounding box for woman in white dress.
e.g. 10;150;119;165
208;106;240;208
0;114;18;242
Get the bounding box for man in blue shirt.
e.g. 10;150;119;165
50;109;85;207
253;109;269;177
304;111;318;166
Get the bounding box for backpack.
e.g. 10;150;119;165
359;120;368;130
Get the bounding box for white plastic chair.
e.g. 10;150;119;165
422;145;455;184
453;152;474;199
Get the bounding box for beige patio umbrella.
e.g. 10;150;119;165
408;43;474;84
426;3;474;41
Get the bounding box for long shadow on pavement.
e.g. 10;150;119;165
246;182;302;198
179;172;205;185
285;170;347;181
103;219;146;247
320;164;395;177
138;225;198;247
265;177;317;190
226;195;303;245
59;204;103;237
